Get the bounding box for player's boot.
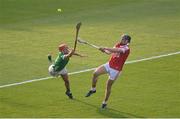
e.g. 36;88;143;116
85;90;96;97
101;103;107;109
65;91;73;99
48;54;52;63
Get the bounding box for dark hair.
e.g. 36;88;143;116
122;34;131;43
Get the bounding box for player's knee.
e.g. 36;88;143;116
64;79;69;84
48;65;58;77
93;71;99;77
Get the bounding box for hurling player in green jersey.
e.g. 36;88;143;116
48;43;83;99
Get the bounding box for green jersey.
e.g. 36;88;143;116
53;52;69;71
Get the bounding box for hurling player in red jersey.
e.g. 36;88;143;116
85;34;131;109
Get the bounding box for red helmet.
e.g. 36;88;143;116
58;43;67;51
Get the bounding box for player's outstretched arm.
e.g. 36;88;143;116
48;54;54;63
99;47;125;54
64;50;75;59
99;47;112;55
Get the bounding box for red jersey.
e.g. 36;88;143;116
109;43;130;71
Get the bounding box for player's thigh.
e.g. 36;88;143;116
59;68;69;81
94;64;107;76
48;65;58;77
109;69;121;81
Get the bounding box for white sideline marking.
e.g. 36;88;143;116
0;51;179;89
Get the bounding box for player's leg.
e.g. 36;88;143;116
102;69;120;108
92;65;107;88
61;74;73;99
85;64;107;97
48;55;56;76
61;74;70;91
59;68;73;99
48;65;57;77
102;79;114;108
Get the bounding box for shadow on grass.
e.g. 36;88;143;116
73;98;143;118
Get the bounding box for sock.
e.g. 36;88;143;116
102;101;107;104
91;87;96;91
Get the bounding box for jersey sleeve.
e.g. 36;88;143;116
119;46;129;53
61;55;65;60
113;43;120;48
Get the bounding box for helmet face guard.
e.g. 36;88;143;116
122;34;131;43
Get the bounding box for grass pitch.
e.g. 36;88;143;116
0;0;180;117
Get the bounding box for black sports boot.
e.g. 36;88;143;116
101;103;107;109
65;91;73;99
85;90;96;97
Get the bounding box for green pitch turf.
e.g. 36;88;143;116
0;0;180;117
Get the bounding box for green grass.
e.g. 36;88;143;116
0;55;179;117
0;0;180;117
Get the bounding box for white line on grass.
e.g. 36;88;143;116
0;51;179;89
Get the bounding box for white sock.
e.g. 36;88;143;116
91;87;96;91
102;101;107;104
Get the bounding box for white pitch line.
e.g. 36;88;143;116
0;51;179;89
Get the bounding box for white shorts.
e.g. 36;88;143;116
103;63;121;80
48;64;68;77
